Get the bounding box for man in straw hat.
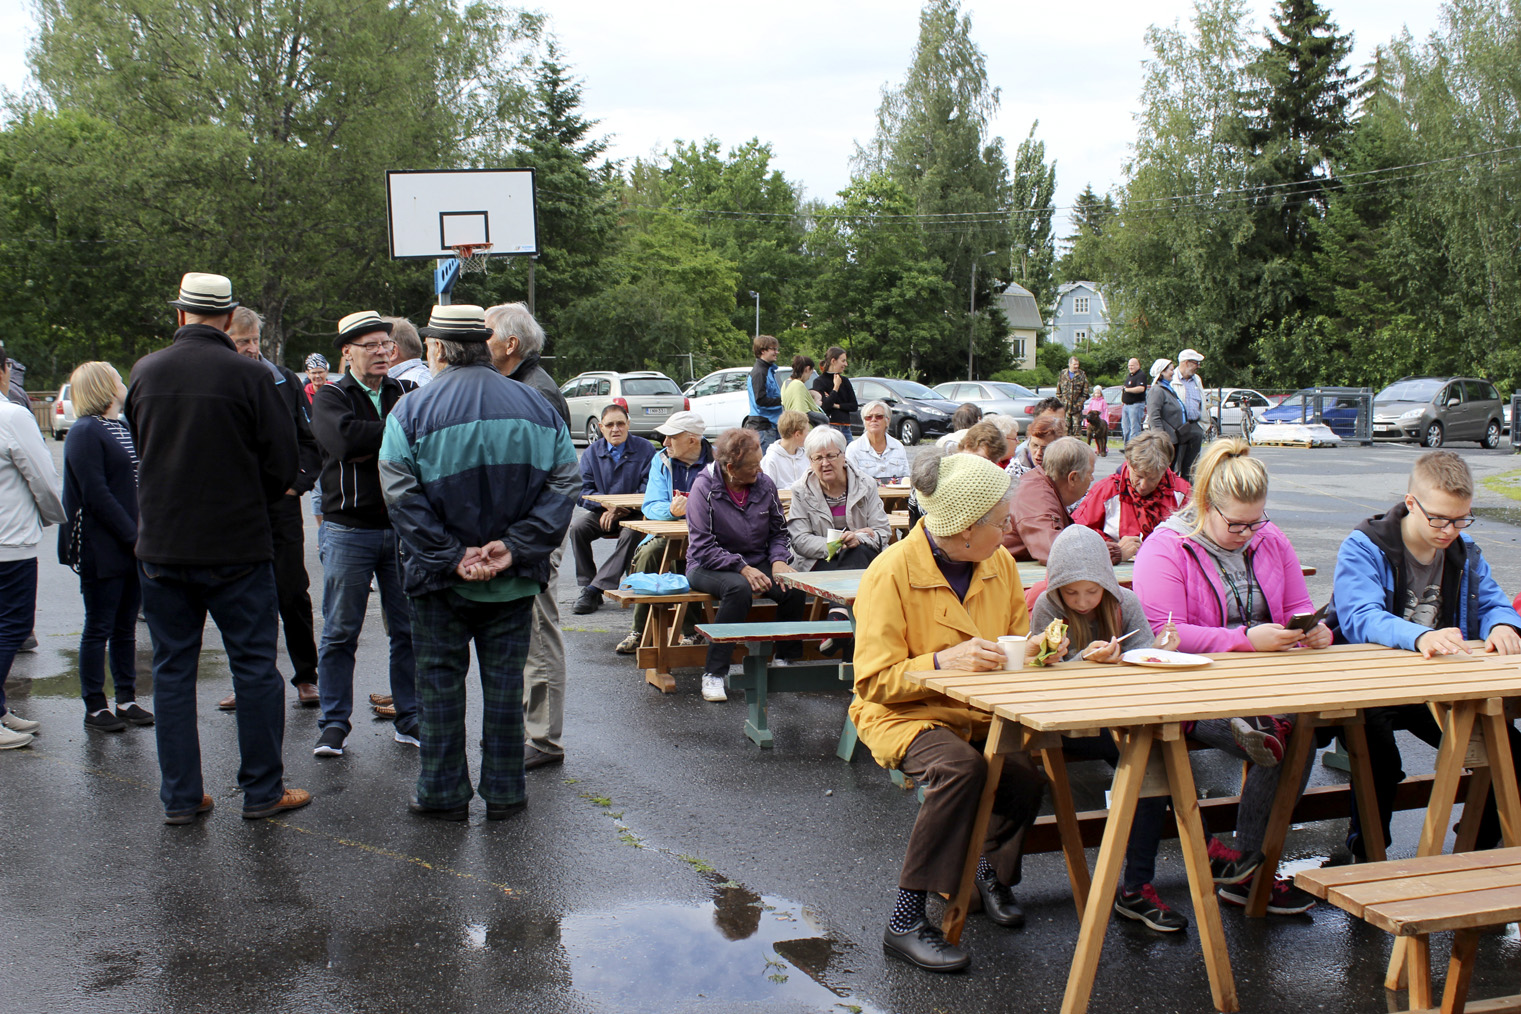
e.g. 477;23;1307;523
124;272;308;823
308;310;420;759
379;304;579;821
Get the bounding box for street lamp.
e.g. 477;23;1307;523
968;250;998;380
748;290;760;338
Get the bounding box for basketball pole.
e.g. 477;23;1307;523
527;257;536;316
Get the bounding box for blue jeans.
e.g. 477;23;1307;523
1122;402;1145;445
0;558;38;715
316;524;416;735
79;572;141;712
139;560;286;817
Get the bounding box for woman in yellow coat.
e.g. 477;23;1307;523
851;448;1064;973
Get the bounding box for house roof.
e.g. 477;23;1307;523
993;282;1044;329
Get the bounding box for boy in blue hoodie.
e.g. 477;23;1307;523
1331;450;1521;857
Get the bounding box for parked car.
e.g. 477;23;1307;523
1260;389;1364;438
853;377;958;445
1205;388;1276;439
1371;377;1504;448
559;371;688;445
684;366;794;438
49;383;75;440
931;381;1042;434
1100;386;1124;433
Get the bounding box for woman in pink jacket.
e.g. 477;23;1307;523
1131;438;1330;917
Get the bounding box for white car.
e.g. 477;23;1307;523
684;366;793;437
49;383;76;440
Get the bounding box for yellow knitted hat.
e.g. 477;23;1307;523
921;453;1013;536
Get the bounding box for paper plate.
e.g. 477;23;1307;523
1121;648;1213;669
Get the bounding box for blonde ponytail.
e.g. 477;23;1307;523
1178;438;1269;536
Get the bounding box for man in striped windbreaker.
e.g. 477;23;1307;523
378;305;578;822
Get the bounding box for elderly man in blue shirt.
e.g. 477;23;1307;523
1173;348;1208;480
570;403;657;615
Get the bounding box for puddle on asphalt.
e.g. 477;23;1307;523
1473;505;1521;528
556;879;881;1013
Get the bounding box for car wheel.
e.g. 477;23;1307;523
1483;418;1502;449
1422;420;1444;448
585;418;600;445
898;417;921;446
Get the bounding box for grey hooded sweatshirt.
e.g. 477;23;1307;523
1030;524;1154;661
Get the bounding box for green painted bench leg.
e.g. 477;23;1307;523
739;642;774;748
1322;740;1351;772
837;715;860;762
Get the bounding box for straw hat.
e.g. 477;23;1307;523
335;310;394;349
418;305;493;343
168;272;238;314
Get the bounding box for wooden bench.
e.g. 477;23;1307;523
1298;847;1521;1014
604;588;734;692
696;621;854;747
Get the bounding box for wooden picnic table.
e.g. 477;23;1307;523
905;643;1521;1014
778;562;1142;611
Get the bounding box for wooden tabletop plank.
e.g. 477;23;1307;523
1298;848;1521;898
1363;884;1521;936
696;621;854;643
621;519;690;537
1327;865;1521;915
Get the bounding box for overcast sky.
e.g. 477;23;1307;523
0;0;1444;230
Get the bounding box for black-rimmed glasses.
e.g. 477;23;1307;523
1213;504;1270;534
1411;497;1476;530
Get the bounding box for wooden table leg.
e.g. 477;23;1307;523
1060;726;1153;1014
1479;700;1521;847
1343;718;1389;863
1164;731;1239;1013
643;604;676;693
1040;746;1092;916
1452;767;1492;854
1387;701;1478;990
1407;934;1433;1010
1246;713;1318;917
942;717;1013;945
1439;928;1480;1014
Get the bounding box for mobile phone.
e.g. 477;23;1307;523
1286;602;1328;632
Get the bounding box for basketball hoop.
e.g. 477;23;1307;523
450;243;493;274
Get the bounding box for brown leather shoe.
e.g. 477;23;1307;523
242;788;312;820
372;703;397;718
217;692;236;711
295;682;319;706
369;693;393;707
165;794;215;825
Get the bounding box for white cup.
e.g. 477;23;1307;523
997;635;1027;670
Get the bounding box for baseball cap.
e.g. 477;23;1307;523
1178;348;1205;364
655;410;706;437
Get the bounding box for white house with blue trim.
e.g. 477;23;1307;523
1047;281;1109;350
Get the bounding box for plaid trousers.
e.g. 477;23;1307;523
409;590;534;809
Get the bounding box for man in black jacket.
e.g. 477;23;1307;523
310;311;418;758
223;306;323;709
486;302;570;770
124;272;309;825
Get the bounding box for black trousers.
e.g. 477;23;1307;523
270;494;318;685
1173;421;1204;481
897;728;1046;893
568;508;642;592
686;565;806;672
1343;704;1521;854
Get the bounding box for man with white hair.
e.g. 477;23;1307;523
386;316;432;387
485;302;571;771
224;306;322;709
1007;437;1134;565
1174;348;1207;479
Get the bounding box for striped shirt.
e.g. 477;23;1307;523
100;417;139;481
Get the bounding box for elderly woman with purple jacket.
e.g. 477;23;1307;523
686;428;807;703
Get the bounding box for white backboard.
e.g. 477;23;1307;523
385;168;538;259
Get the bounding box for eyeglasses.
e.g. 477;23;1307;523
1412;497;1476;530
810;452;842;463
352;340;397;353
863;414;887;421
976;514;1014;533
1213;504;1270;534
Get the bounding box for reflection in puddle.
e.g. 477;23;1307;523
560;880;880;1013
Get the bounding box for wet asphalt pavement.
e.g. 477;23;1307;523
4;438;1521;1013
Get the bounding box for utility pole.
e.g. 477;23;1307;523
748;290;760;338
967;250;997;380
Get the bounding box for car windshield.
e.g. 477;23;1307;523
1277;395;1303;408
990;382;1035;398
1377;379;1443;403
621;377;681;396
887;379;939;400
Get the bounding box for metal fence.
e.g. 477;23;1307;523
1511;393;1521;450
1258;386;1375;445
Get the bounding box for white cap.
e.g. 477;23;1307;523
1178;348;1205;364
655;410;706;437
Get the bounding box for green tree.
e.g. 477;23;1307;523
1009;123;1058;311
6;0;539;374
1057;183;1118;288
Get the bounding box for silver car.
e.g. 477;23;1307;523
931;380;1042;435
1372;376;1504;448
560;371;688;446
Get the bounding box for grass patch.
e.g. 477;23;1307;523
580;792;613;808
1483;469;1521;502
677;854;715;873
618;831;643;848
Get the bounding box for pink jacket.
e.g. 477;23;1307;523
1131;521;1317;652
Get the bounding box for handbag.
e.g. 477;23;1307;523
57;506;83;573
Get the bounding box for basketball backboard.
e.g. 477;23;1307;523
385;168;538;259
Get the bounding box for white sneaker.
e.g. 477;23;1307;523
0;726;34;749
770;657;792;668
700;674;728;702
1;711;39;734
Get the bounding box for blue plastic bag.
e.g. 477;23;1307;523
620;572;691;595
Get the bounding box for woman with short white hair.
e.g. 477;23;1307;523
788;426;890;574
844;400;909;481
